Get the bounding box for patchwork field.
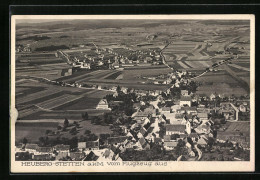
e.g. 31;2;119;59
15;79;113;120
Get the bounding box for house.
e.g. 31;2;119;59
97;149;114;161
107;136;128;146
61;68;72;76
165;124;186;135
25;144;39;153
181;90;189;96
96;99;111;110
78;142;87;151
180;96;192;107
33;154;52;161
197;113;208;120
161;107;171;113
197;137;208;147
56;151;69;160
164;141;178;150
164;135;171;142
86;140;99;150
171;105;181;113
144;107;157;117
36;147;53;155
137;137;150;150
121;87;128;94
113;62;120;69
195;124;211;134
179;106;197;114
69;152;85;161
54;144;70;153
83;151;99;161
239;105;246;112
154;137;163;145
140;127;147;137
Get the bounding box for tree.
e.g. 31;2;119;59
116;85;121;93
84;129;91;135
207;137;215;148
64;118;69;128
22;137;28;145
88;133;98;141
82;112;89;120
57;125;62;130
45;129;52;135
70;127;77;135
69;136;78;149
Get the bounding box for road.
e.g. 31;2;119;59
194;144;202;161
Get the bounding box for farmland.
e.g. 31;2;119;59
14;19;251;150
15;79;113;120
15;19;251;120
16;120;112;143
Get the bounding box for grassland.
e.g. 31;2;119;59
16;120;112;143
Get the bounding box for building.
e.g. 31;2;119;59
33;154;52;161
165;124;186;135
96;99;111;110
69;152;85;161
36;147;53;155
86;140;99;150
78;142;87;151
25;144;39;153
197;113;208;121
107;136;128;146
181;90;189;96
61;68;72;76
54;144;70;153
180;96;192;107
83;151;99;161
164;141;178;151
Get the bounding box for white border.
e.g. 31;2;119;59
10;15;255;173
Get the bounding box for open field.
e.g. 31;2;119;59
15;120;112;143
15;121;59;143
15;79;113;120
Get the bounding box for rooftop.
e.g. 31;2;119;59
180;96;192;101
165;124;186;132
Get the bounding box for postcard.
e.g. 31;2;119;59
10;15;255;173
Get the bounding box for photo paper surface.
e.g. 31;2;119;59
10;15;255;173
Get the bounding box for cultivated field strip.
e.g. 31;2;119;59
16;88;61;104
19;108;41;118
228;64;250;72
36;94;82;109
15;87;29;93
177;61;190;69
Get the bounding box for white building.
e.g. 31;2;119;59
179;96;192;107
96;99;111;110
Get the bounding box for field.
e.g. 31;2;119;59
16;120;112;143
16;121;59;143
15;20;251;147
53;66;172;91
195;70;248;96
15;79;113;120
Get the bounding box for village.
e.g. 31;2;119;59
15;67;250;162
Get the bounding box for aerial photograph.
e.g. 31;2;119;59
14;18;251;162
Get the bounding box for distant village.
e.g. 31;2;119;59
15;65;250;161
